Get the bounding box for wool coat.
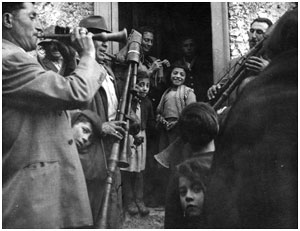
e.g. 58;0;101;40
2;39;105;229
204;49;298;228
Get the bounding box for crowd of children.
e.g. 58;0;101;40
67;26;219;226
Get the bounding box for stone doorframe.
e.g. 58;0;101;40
210;2;230;83
94;2;119;55
95;2;230;84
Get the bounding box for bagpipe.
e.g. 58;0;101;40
38;25;142;228
94;29;143;228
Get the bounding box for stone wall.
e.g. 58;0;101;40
35;2;297;59
35;2;94;29
228;2;297;59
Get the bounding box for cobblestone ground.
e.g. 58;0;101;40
122;207;165;229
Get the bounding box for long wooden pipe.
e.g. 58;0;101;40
36;28;127;43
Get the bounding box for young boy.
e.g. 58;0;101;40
71;109;138;227
71;110;121;228
71;110;102;154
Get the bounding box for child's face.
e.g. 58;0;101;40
72;121;93;152
137;78;150;98
179;176;204;218
170;67;186;87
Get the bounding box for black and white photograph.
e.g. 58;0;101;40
2;2;297;229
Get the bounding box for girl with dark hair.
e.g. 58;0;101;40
163;102;218;228
121;71;156;216
165;157;212;228
156;64;196;152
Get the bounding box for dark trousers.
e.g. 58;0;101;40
121;171;144;205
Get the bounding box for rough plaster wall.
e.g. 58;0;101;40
228;2;297;59
35;2;297;60
35;2;94;29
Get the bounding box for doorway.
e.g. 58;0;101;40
118;2;213;85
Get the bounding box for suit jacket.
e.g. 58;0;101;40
2;39;106;228
204;49;298;228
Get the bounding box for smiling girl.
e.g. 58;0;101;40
156;64;196;152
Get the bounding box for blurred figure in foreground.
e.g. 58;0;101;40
204;9;298;228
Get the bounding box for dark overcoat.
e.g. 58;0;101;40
204;49;298;228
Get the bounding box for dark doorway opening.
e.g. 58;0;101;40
118;2;213;85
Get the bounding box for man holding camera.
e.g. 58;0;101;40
2;2;107;228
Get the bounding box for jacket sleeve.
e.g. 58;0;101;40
3;49;105;111
146;99;156;133
164;174;185;228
